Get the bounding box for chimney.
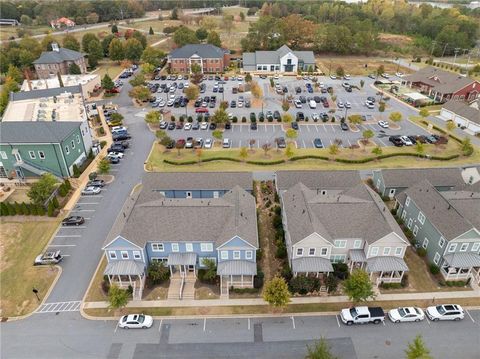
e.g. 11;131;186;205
51;42;60;52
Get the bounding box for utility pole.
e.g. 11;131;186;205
430;41;437;57
441;43;449;58
453;48;460;65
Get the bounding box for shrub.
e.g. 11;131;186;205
21;202;30;215
232;116;238;123
37;205;46;216
102;275;111;294
7;203;15;215
73;164;81;177
14;202;23;215
288;275;321;294
47;201;55;217
256;248;263;261
274;205;281;216
326;275;339;293
380;282;402;289
416;248;427;257
254;270;264;289
281;264;292;281
333;262;349;280
147;261;170;284
275;242;287;259
429;263;440;275
241;116;247;123
58;184;68;197
272;214;283;230
230;287;259;294
100;140;107;148
30;204;38;216
52;196;59;208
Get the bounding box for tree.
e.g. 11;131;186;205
195;28;208;41
141;46;165;67
262;142;272;156
101;74;115;91
415;142;425;156
329;144;339;155
124;38;143;62
97;159;111;174
249;139;256;150
202;258;217;281
129;73;146;86
27;174;57;205
343;269;375;303
149;26;154;35
108;284;129;309
145;110;160;125
286;128;298;140
212;129;223;140
184;85;199;102
129;86;150;102
221;15;234;33
160;136;174;148
109;38;124;62
419;108;429;119
285;144;294;158
372;146;383;156
251;81;263;99
335;66;345;77
376;65;385;77
305;338;338;359
68;63;81;75
360;80;365;88
239;147;248;161
389;111;403;123
282;113;293;123
87;40;103;68
6;65;23;83
132;31;147;49
173;26;198;47
101;34;115;56
239;12;246;21
362;129;374;143
405;335;432;359
244;73;252;83
147;261;170;283
461;138;473;156
86;12;99;24
207;31;222;47
170;7;179;20
0;77;19;116
62;34;80;52
446;120;456;132
211;108;229;124
47;201;55;217
378;102;385;113
263;276;291;308
82;33;99;52
111;24;118;33
348;115;362;127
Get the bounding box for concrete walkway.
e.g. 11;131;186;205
84;288;480;309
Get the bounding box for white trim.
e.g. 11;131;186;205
439;237;445;248
28;150;36;159
296;247;304;256
434;252;441;264
407;218;413;229
233;251;240;259
151;243;164;252
395;247;403;256
0;151;7;160
320;247;328;256
102;235;142;250
133;251;141;260
370;247;379;256
121;251;129;259
422;238;429;249
217;236;257;249
38;151;45;159
413;225;419;236
472;242;480;252
459;243;468;252
383;247;391;256
308;248;316;256
405;196;410;207
185;243;193;252
353;240;362;249
334;240;346;248
201;242;214;252
171;243;179;252
108;251;117;260
220;250;228;260
448;243;457;253
245;250;253;260
213;191;219;198
369;231;410;246
418;212;426;225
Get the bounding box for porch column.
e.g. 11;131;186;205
169;265;172;275
390;271;394;280
399;271;405;281
369;271;373;280
118;275;122;287
108;275;112;285
241;274;244;287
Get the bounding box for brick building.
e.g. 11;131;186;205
33;43;87;79
167;44;230;74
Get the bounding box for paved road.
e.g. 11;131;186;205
2;311;480;358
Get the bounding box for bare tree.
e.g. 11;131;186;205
262;142;272;157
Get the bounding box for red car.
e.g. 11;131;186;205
176;139;186;148
195;107;209;113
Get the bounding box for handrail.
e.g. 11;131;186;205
179;276;185;300
15;158;63;179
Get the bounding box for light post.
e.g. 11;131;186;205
32;288;40;302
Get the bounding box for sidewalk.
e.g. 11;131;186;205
84;288;480;309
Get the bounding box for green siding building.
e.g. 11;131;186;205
0;121;88;180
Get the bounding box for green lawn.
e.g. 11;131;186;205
0;220;61;317
0;25;51;41
93;60;124;81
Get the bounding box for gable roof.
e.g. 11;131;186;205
242;45;315;66
276;170;361;191
282;182;405;245
0;121;81;143
403;67;477;94
104;185;258;249
378;168;464;189
33;48;84;64
141;172;252;192
443;100;480;124
10;85;82;102
401;180;475;240
169;44;227;59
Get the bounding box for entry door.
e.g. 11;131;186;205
188;265;195;272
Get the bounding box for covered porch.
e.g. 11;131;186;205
104;260;145;300
167;253;197;278
291;257;333;277
217;260;257;298
366;256;408;287
348;249;367;272
441;252;480;284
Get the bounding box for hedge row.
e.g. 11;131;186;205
0;201;46;216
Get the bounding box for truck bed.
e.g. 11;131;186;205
369;307;385;318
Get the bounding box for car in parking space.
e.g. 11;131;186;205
258;112;265;122
312;113;320;122
224;122;231;130
176;122;184;129
299;96;306;104
107;152;124;161
167;122;176;130
195;107;208;113
295;86;302;94
345;86;352;92
320;113;329;122
159;121;168;129
400;136;413;146
343;74;351;80
296;112;305;121
62;216;85;226
250;112;256;121
222;138;231;148
368;73;376;79
367;96;376;103
184;123;192;130
322;100;330;108
395;72;404;78
388;307;425;323
209;123;217;130
204;138;213;149
291;122;299;130
426;304;464;321
266;111;274;121
378;121;389;128
87;179;105;187
176;139;186;148
342;82;350;89
230;100;236;108
194;138;204;148
276;137;286;148
192;122;200;130
250;122;258;130
185;137;194;148
294;100;302;108
118;314;153;329
337;101;344;108
245;99;251;108
313;138;324;148
407;135;417;144
330;75;337;80
344;101;351;109
365;101;375;109
381;73;391;79
165;139;175;149
108;144;126;153
167;99;175;107
273;111;281;121
425;135;438;144
341;122;349;131
389;136;404;147
309;100;317;109
34;250;63;265
82;186;102;195
313;96;321;103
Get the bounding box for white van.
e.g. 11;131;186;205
309;100;317;109
222;138;231;148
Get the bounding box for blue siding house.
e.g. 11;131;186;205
102;173;258;299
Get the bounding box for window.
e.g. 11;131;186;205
439;237;445;248
321;190;327;195
121;251;129;259
418;212;425;225
320;247;328;256
14;152;21;162
353;240;362;249
245;250;253;260
77;135;80;144
401;210;407;220
233;251;240;259
413;225;419;236
331;254;346;263
370;247;379;256
334;240;346;248
308;248;316;256
28;151;36;159
407;218;413;229
133;251;141;260
296;248;303;256
472;243;480;252
65;145;69;154
213;191;219;198
405;197;410;206
109;251;117;259
221;251;228;260
460;243;468;252
71;140;75;149
38;151;45;159
151;257;167;263
0;151;7;160
171;243;179;252
389;189;396;196
185;243;193;252
151;243;164;252
434;252;441;264
395;247;403;256
422;238;429;249
186;191;192;198
383;247;391;256
201;243;213;252
448;243;457;253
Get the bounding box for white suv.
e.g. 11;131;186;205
426;304;464;321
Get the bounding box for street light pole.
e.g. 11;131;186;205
32;288;40;302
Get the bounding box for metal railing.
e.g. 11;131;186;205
179;276;185;300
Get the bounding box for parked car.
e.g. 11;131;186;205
340;306;385;325
167;122;176;130
309;100;317;109
365;101;375;109
204;138;213;149
109;156;120;164
294;100;302;108
313;138;324;148
426;304;464;321
176;139;186;148
175;122;184;130
341;122;349;131
378;121;389;128
224;122;231;130
367;96;376;103
87;179;105;187
107;152;124;161
388;307;425;323
185;137;194;148
200;122;209;130
400;135;413;146
312;113;320;122
209;123;217;130
250;122;257;130
118;314;153;329
34;250;63;265
273;111;281;121
291;122;299;130
389;136;404;147
296;112;305;121
82;186;102;195
62;216;85;226
276;137;286;148
425;135;437;144
222;138;231;148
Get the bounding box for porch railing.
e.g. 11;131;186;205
179;276;185;300
440;267;471;281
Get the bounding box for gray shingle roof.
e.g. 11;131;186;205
10;85;82;102
33;48;84;64
292;257;334;273
141;172;252;192
443;100;480;124
276;170;361;191
378;168;463;189
169;44;227;59
115;185;258;249
366;256;409;272
282;182;405;245
0;121;81;143
403;67;476;94
401;180;475;240
242;45;315;67
217;260;257;275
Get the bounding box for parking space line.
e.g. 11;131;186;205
62;254;71;257
336;315;341;327
49;244;77;247
77;202;100;205
465;310;475;323
159;319;163;332
59;226;86;229
238;140;242;148
346;139;352;147
248;318;251;330
55;235;81;238
425;316;430;325
203;318;206;332
114;321;119;333
315;126;319;132
110;169;119;172
329;139;333;146
291;316;296;329
382;320;386;326
75;209;96;212
307;126;311;132
377;137;387;146
302;140;306;148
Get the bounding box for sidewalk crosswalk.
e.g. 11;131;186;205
36;301;81;313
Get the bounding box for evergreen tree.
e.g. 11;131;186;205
149;26;154;35
52;196;59;209
109;38;124;62
111;24;118;33
21;202;30;215
101;74;115;91
47;201;55;217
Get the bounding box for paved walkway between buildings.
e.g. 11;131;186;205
84;288;480;309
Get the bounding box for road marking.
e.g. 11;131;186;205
302;140;306;148
382;320;386;326
315;126;319;132
238;140;242;148
346;139;352;147
62;254;71;257
307;126;311;132
329;139;333;146
36;301;81;313
59;226;86;229
377;137;387;146
465;310;475;323
83;218;91;220
336;315;341;327
48;244;77;247
110;169;119;172
425;316;430;325
55;235;82;238
159;319;163;332
203;318;206;332
264;125;267;132
78;202;100;205
75;209;96;212
291;316;296;329
248;318;251;330
114;322;119;333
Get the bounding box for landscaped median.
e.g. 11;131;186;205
145;138;479;173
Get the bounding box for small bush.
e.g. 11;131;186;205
230;287;259;294
37;205;46;216
73;164;81;177
58;184;68;197
429;263;440;275
241;116;247;123
100;140;107;148
289;275;321;294
254;270;264;289
256;248;263;261
14;202;23;215
47;201;55;217
326;275;339;293
52;196;59;208
380;282;402;289
102;275;111;294
21;202;30;215
416;248;427;257
281;264;292;281
333;262;349;280
275;243;287;259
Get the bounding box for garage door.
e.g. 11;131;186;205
440;109;454;121
467;122;480;135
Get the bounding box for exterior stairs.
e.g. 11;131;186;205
167;273;197;300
